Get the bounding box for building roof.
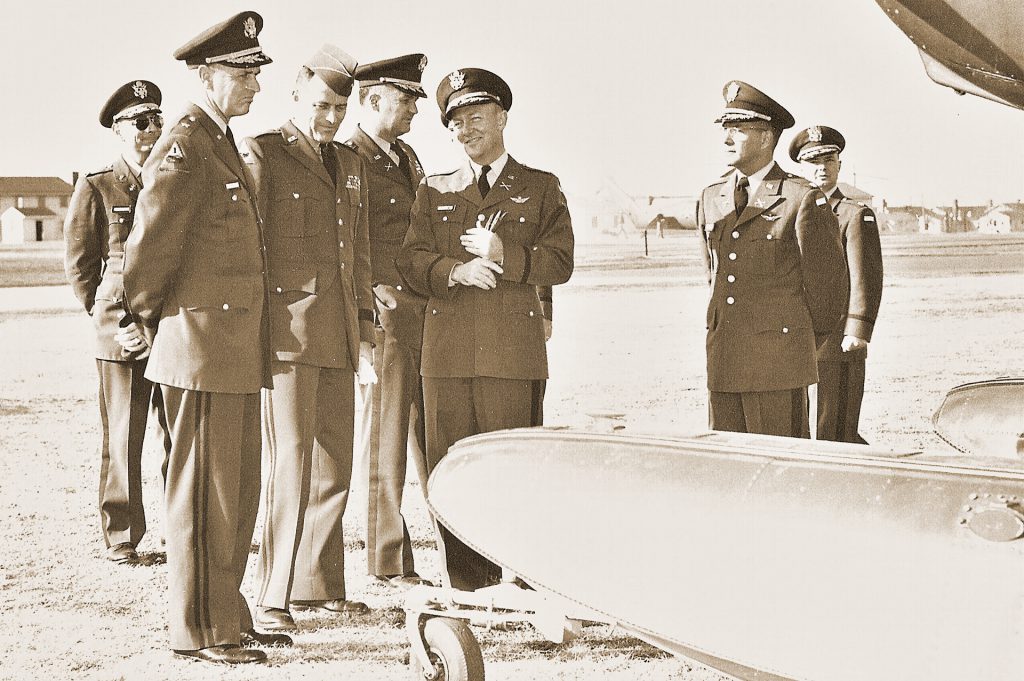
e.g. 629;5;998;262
0;176;73;195
837;182;872;201
980;202;1024;219
3;205;55;217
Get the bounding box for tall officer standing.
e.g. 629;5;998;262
122;11;289;664
789;126;883;443
64;80;172;565
696;81;847;438
346;53;432;589
243;44;375;633
397;68;574;591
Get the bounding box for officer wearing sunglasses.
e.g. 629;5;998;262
64;79;172;566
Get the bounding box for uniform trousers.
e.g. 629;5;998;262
358;295;429;577
709;388;810;438
257;360;355;609
96;358;170;548
160;386;260;651
422;376;544;591
815;357;868;444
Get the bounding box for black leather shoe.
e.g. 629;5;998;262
254;607;297;632
378;573;434;589
106;543;138;564
291;598;369;615
173;644;266;664
241;628;293;648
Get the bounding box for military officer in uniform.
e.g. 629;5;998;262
122;11;290;664
346;53;432;589
64;80;172;564
696;81;847;438
789;126;883;443
397;68;574;591
243;44;375;633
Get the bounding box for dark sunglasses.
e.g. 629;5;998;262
125;113;163;131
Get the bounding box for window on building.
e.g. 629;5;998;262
60;195;68;207
16;196;23;208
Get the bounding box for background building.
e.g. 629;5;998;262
0;176;74;243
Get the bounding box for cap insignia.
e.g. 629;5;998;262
808;126;822;142
419;55;428;72
726;82;741;103
132;81;147;99
449;70;465;90
243;16;257;39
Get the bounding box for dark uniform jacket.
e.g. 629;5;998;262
65;157;143;361
123;103;270;394
396;157;574;380
817;188;883;361
243;121;374;369
697;162;847;393
344;126;425;288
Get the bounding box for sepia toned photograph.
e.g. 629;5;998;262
1;1;1022;679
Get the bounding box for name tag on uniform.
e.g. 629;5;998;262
437;205;455;211
112;206;131;213
225;181;240;190
864;215;875;222
815;196;827;206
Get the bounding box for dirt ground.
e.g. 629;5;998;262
0;232;1022;681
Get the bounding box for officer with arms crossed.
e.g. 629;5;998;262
64;79;172;565
122;10;290;664
244;44;375;633
397;68;574;591
346;53;432;589
696;81;847;438
789;126;883;443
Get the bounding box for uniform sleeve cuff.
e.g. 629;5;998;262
500;245;529;283
845;316;874;342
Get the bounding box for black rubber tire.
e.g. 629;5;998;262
411;617;485;681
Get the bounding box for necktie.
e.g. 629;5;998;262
478;164;491;197
225;125;237;151
391;142;414;186
320;143;337;186
735;175;749;215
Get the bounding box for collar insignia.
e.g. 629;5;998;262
498;182;512;191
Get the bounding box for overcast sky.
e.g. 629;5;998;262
4;0;1023;205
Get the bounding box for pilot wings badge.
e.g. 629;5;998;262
762;213;781;222
510;196;530;204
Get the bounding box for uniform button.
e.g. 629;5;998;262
766;234;773;240
340;263;345;269
519;217;526;223
222;303;230;310
293;193;300;199
231;195;238;201
727;274;735;283
731;230;739;239
728;253;737;260
529;310;535;316
396;285;403;291
359;202;363;208
119;218;125;223
275;286;282;293
478;214;485;221
726;296;735;305
783;327;789;333
337;198;342;204
390;198;396;204
442;216;448;222
432;309;438;315
339;241;344;248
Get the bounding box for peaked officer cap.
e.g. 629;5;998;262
715;80;794;131
355;54;428;98
304;44;358;96
435;68;512;126
789;125;846;162
173;11;272;68
100;80;162;128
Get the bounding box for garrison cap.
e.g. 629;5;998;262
435;68;512;126
789;125;846;162
715;80;795;131
100;80;162;128
305;44;358;96
355;54;428;98
173;11;272;68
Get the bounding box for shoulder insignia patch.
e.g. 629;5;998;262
167;141;184;160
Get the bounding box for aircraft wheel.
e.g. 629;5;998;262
411;617;485;681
